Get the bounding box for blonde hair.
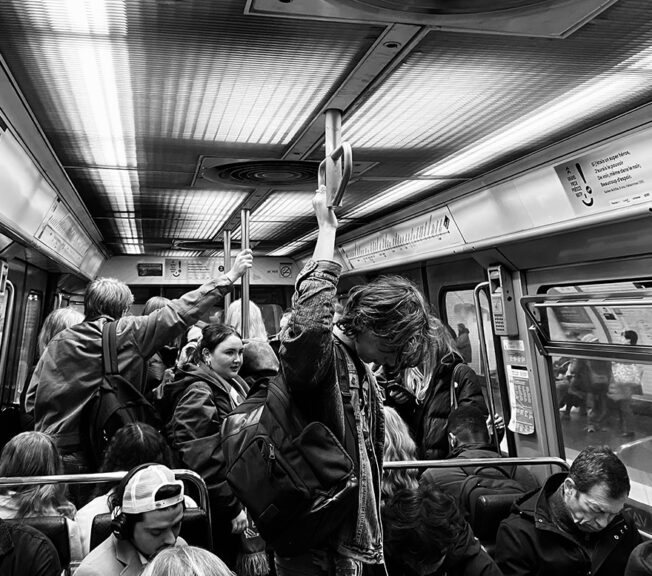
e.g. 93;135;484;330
141;546;233;576
225;299;267;341
38;308;84;355
382;407;419;501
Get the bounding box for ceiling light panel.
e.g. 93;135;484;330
344;18;652;151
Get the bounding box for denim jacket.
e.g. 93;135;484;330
280;259;385;566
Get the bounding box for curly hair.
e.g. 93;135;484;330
383;486;466;570
338;276;431;370
382;407;419;501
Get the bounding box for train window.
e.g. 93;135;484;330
13;291;42;403
444;289;504;426
444;289;497;376
533;281;652;533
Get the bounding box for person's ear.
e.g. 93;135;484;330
563;477;576;498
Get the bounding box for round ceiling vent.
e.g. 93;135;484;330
203;160;319;188
344;0;544;14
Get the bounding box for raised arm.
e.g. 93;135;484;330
281;187;341;391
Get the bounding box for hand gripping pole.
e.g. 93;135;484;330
319;109;353;208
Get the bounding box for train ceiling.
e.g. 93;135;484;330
0;0;651;258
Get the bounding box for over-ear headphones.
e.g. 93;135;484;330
110;463;154;540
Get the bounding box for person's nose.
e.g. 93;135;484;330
162;528;177;547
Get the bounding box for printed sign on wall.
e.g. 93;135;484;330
554;128;652;214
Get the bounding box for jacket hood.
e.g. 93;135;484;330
153;363;234;420
513;472;566;522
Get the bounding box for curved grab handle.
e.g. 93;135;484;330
318;141;353;208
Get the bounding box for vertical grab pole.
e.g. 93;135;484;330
240;209;250;340
324;109;342;196
223;230;232;319
473;281;501;455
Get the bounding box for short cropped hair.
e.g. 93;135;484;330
570;445;630;499
143;296;171;316
338;276;431;370
84;277;134;320
141;545;232;576
100;423;176;474
38;308;84;355
623;330;639;345
447;405;490;444
383;486;465;569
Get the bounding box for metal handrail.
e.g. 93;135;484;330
319;142;353;208
383;456;570;471
0;280;15;397
473;280;500;453
0;469;210;514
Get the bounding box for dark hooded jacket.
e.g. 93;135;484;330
386;516;502;576
155;362;248;519
496;472;641;576
391;354;488;460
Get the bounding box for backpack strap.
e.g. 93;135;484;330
102;320;120;377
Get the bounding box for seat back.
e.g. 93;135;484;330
90;507;212;552
5;515;70;568
470;492;521;555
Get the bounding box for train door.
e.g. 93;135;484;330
523;255;652;534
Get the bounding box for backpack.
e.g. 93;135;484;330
81;320;161;467
221;347;359;557
457;463;530;524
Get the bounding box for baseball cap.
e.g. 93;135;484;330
122;465;184;515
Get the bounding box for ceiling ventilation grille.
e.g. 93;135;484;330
202;160;319;188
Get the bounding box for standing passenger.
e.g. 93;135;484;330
23;250;252;479
225;299;268;341
154;323;249;569
275;186;432;575
385;317;488;460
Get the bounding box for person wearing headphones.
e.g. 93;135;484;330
76;464;187;576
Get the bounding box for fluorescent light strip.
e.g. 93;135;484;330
346;48;652;219
28;0;139;250
266;228;319;256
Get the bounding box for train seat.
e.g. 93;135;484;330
89;507;212;552
5;515;70;569
469;492;521;556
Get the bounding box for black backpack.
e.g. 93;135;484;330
457;463;530;523
81;320;161;467
221;347;360;557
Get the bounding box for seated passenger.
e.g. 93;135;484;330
382;406;419;503
24;250;252;477
76;464;187;576
141;545;232;576
0;431;83;565
155;323;249;569
496;445;641;576
420;405;538;505
76;423;196;557
382;317;488;460
383;486;502;576
0;516;61;576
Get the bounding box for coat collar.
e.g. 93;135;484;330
115;538;146;576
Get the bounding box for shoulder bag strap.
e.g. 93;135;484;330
101;320;120;376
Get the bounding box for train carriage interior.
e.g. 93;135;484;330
1;0;652;566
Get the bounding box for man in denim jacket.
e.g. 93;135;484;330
276;187;432;576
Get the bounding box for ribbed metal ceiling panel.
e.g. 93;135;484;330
0;0;651;257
